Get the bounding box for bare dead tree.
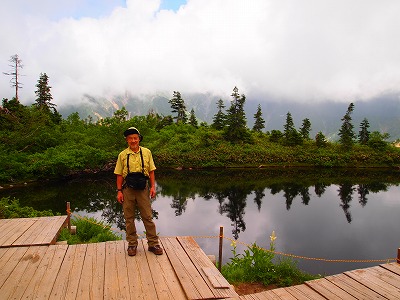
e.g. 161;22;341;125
3;54;24;101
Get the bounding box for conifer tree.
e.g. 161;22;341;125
283;112;302;145
189;108;198;128
224;87;250;142
300;118;311;140
252;104;265;132
34;72;62;124
338;103;356;148
315;131;327;147
358;118;370;145
168;91;187;124
212;99;226;130
34;73;55;112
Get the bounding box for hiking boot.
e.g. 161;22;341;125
148;245;163;255
127;246;137;256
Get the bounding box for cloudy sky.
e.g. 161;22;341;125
1;0;400;106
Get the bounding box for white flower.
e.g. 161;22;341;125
270;230;277;242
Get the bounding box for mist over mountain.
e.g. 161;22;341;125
59;92;400;141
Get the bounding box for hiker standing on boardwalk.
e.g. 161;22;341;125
114;127;163;256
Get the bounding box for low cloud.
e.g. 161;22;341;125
1;0;400;106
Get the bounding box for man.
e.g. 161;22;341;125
114;126;163;256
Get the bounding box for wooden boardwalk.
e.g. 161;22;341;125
238;262;400;299
1;216;400;299
0;237;238;299
0;216;68;247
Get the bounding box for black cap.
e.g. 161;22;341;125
124;127;143;141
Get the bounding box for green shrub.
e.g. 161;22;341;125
57;216;121;244
221;231;321;287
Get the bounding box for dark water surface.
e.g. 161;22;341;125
1;168;400;276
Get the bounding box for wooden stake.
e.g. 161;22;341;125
218;226;223;271
67;202;71;231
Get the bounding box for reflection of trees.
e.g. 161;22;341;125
170;195;188;216
220;187;248;240
338;183;355;223
357;184;369;207
4;169;398;240
270;183;312;210
314;182;328;197
253;188;265;211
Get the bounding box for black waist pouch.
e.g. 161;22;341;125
125;172;148;190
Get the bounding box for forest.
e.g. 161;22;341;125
1;70;400;184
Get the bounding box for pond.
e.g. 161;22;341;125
1;168;400;276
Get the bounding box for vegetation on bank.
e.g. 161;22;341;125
0;197;55;218
2;82;400;184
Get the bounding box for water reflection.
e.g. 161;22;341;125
1;168;399;275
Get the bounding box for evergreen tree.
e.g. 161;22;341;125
34;73;62;124
315;131;327;147
300;118;311;140
212;99;226;130
34;73;55;112
358;118;370;145
189;108;198;128
252;104;265;132
168;91;187;124
224;86;250;142
338;103;356;149
283;112;302;145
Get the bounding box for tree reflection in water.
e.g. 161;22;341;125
2;168;399;241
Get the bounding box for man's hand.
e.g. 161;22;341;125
150;186;156;199
117;191;124;203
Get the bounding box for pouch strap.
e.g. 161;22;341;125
127;148;145;175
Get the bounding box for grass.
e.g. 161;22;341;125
57;217;122;244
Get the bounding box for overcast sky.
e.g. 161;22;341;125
1;0;400;106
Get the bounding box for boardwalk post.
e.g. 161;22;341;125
397;248;400;264
218;226;223;271
67;202;71;231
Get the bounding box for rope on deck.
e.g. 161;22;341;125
67;211;397;264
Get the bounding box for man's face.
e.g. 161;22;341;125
126;134;140;149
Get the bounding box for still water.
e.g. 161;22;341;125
1;168;400;276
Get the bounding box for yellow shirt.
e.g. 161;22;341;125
114;146;156;178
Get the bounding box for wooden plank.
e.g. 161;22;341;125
0;219;13;235
21;244;69;299
0;245;47;299
142;239;187;300
24;216;67;245
104;240;135;299
76;242;106;300
365;266;400;289
134;240;159;299
326;273;387;299
306;278;357;299
12;217;50;245
271;287;299;299
0;246;29;289
177;236;238;299
161;237;215;300
345;268;400;299
285;284;327;300
49;243;87;299
381;262;400;276
0;218;36;247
